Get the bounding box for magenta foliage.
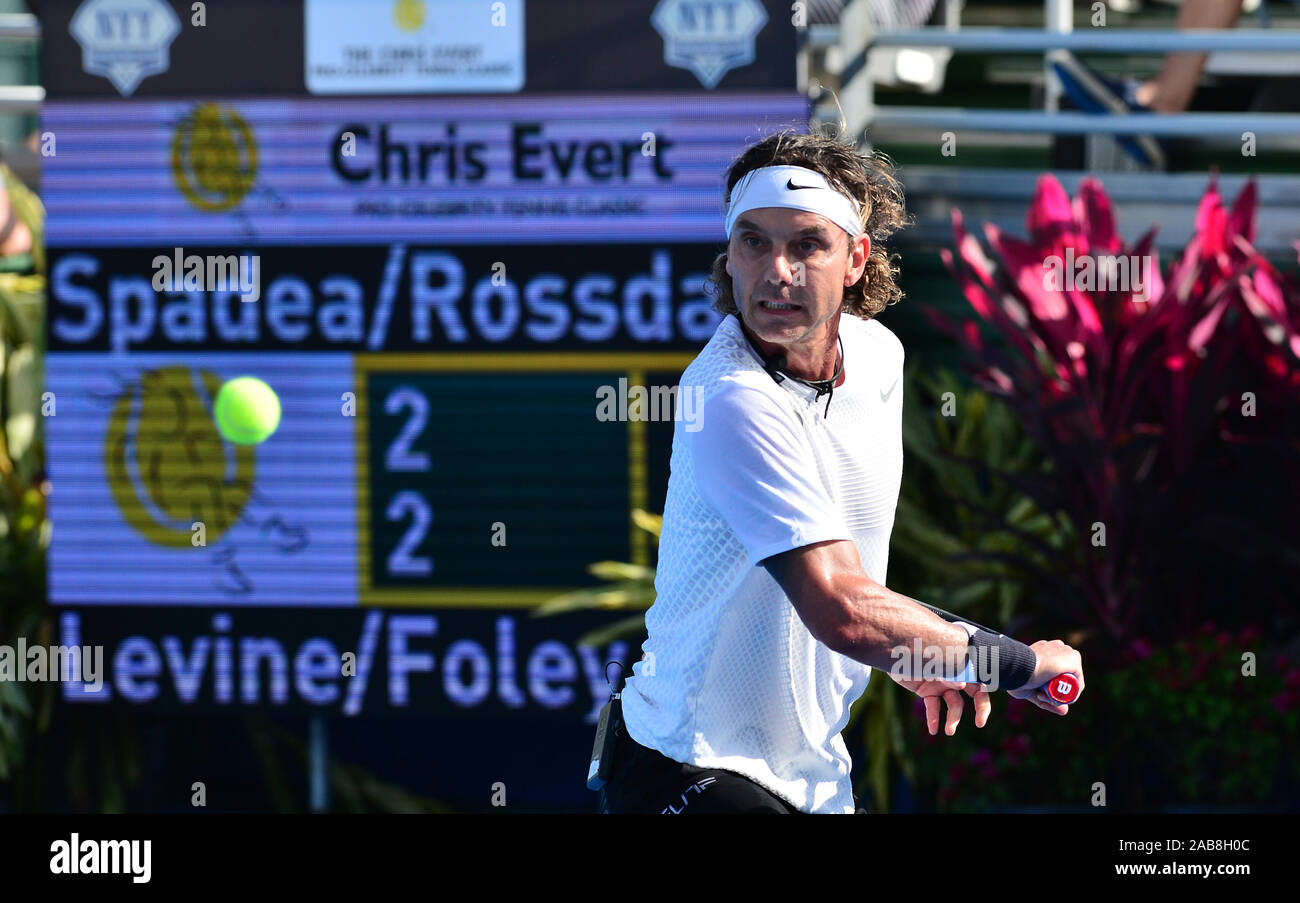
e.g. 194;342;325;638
931;172;1300;642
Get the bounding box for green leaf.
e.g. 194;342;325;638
0;674;31;716
245;716;298;813
861;677;893;813
328;762;363;813
532;583;655;617
631;509;662;538
576;614;647;649
5;343;38;467
0;285;31;347
933;581;997;619
36;675;53;732
586;560;656;583
99;727;124;813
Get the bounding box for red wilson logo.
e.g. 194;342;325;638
1048;675;1080;703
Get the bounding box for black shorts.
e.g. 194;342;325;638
597;715;805;814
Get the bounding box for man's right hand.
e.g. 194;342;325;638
1007;640;1084;715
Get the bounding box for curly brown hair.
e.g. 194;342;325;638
708;126;912;320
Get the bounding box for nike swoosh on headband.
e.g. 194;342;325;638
786;180;818;190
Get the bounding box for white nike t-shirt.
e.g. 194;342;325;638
621;311;906;814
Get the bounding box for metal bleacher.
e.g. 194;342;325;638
801;0;1300;257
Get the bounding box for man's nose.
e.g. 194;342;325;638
763;249;795;284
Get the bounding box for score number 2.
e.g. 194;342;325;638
384;387;433;577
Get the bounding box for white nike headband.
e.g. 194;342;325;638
724;164;863;239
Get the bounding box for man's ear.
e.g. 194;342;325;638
845;234;870;286
725;252;733;279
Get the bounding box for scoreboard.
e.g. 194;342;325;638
41;0;805;720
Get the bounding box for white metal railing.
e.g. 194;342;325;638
900;167;1300;253
0;84;44;113
0;13;40;113
0;12;39;40
826;0;1300;145
872;108;1299;136
868;27;1300;52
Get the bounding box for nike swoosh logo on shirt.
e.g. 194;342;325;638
880;376;900;403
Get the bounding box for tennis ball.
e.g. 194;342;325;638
213;376;281;445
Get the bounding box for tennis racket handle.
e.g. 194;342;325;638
1040;672;1081;705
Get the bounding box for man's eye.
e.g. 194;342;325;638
800;241;821;253
743;236;762;248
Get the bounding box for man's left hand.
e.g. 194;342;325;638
888;673;992;736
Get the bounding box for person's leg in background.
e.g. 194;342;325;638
1050;0;1248;167
1135;0;1246;113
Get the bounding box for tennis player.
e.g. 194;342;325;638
599;129;1085;814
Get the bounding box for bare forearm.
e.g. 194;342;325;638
765;540;1054;695
764;540;975;678
821;574;970;677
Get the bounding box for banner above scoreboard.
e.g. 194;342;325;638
42;93;808;248
40;0;796;98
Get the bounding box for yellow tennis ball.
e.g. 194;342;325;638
214;376;281;445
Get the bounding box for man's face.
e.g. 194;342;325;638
726;206;869;349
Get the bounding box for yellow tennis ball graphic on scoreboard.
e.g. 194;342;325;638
106;366;256;547
171;103;258;212
214;376;282;445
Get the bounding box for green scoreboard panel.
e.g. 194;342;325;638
358;353;693;606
